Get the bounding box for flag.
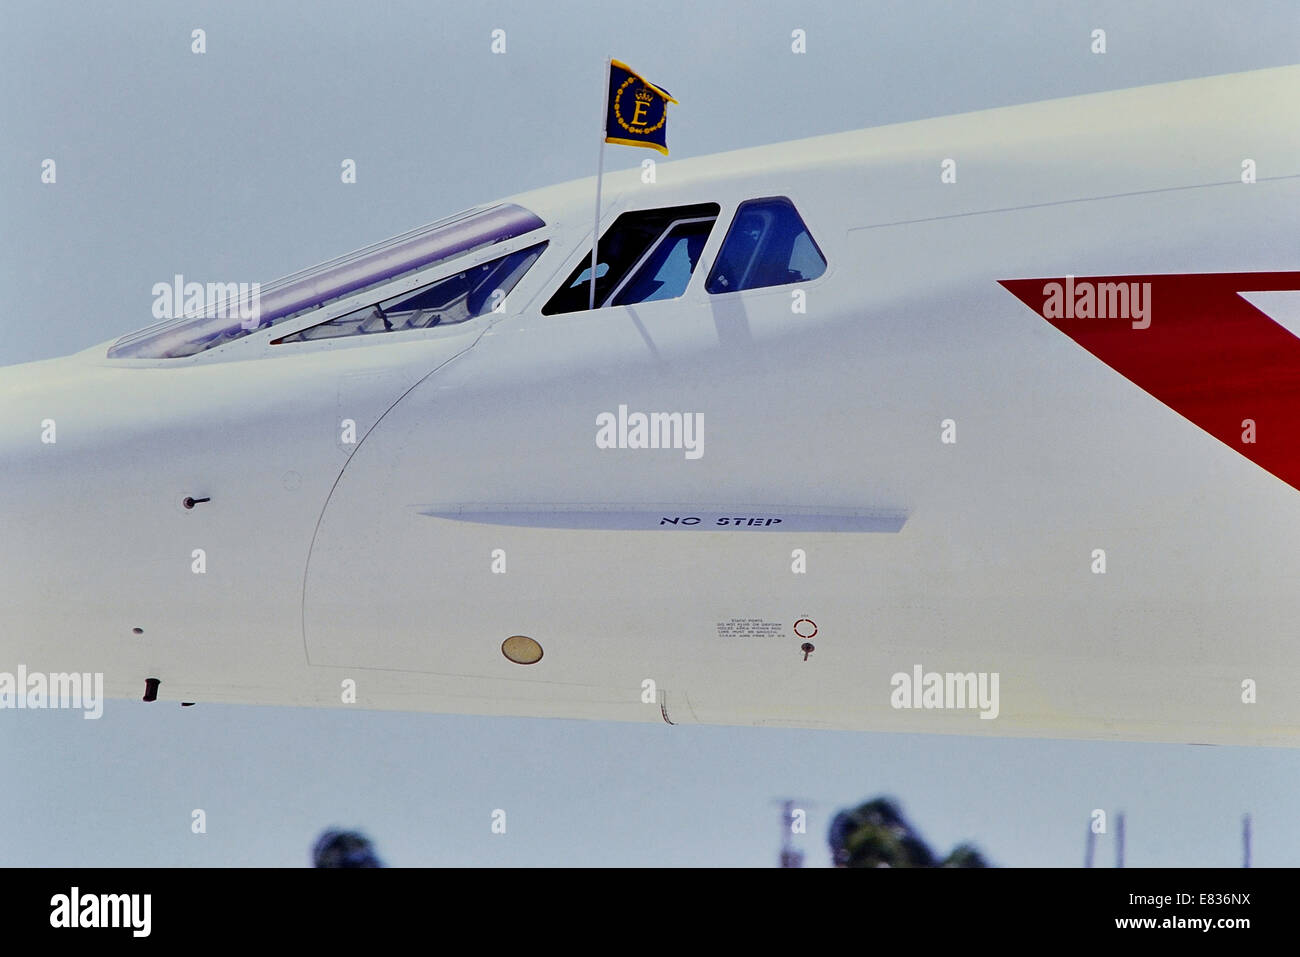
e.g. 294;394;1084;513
604;59;677;155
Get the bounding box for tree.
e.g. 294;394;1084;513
828;797;990;867
311;828;384;867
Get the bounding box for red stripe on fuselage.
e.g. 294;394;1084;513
999;272;1300;491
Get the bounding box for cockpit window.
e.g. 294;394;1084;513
610;218;714;306
107;203;546;359
273;242;546;343
705;197;826;293
542;203;719;315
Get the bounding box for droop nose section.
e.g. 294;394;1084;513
0;351;146;668
0;347;122;455
0;356;91;672
0;354;88;507
0;356;69;446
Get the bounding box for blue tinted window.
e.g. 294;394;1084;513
569;262;610;287
543;203;719;315
274;242;546;343
611;219;714;306
705;197;826;294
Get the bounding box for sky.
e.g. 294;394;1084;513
2;0;1299;866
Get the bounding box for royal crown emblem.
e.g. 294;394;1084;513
614;77;666;135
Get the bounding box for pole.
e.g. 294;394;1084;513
773;797;806;868
1243;813;1252;868
589;57;611;311
1115;812;1125;868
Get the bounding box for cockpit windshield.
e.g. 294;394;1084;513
107;203;546;359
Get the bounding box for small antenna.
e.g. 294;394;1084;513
772;798;811;868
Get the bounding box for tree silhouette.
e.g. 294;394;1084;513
828;797;990;867
311;829;384;868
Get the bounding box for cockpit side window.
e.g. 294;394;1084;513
705;197;826;294
542;203;719;315
273;242;546;343
610;218;714;306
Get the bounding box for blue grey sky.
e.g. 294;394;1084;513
2;0;1298;866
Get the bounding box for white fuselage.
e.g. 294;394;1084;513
2;65;1298;745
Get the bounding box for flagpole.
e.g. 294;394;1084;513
589;57;611;311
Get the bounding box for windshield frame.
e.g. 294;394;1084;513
107;203;546;359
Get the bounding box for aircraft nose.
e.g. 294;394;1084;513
0;352;131;641
0;354;97;502
0;351;104;451
0;358;54;445
0;355;87;591
0;357;68;516
0;360;64;649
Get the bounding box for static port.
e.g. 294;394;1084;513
502;635;543;665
